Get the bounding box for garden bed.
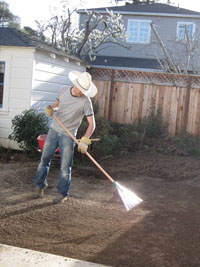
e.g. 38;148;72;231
0;148;200;266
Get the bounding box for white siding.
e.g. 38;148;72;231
0;47;34;149
31;50;86;112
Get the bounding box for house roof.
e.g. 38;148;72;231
78;3;200;17
0;27;84;62
86;55;162;71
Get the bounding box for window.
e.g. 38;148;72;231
177;22;196;40
0;62;5;108
127;19;151;43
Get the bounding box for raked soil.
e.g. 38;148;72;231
0;149;200;267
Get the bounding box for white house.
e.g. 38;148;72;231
0;28;88;149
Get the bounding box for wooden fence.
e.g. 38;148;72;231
89;68;200;136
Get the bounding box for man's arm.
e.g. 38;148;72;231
51;99;59;110
84;115;96;138
78;115;96;154
45;99;59;116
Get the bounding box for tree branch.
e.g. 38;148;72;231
151;22;179;73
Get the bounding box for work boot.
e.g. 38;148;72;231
35;184;48;198
52;194;68;204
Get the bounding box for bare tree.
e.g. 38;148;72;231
150;22;178;73
151;22;200;74
184;25;196;74
35;1;129;60
75;9;128;59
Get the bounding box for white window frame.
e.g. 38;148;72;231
0;54;11;115
126;19;151;44
0;62;5;109
177;21;196;40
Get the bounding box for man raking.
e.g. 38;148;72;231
34;71;98;204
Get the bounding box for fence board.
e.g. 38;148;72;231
187;89;195;133
111;82;118;122
133;84;141;123
94;80;103;117
104;81;110;119
130;84;137;123
102;81;107;118
193;89;200;135
141;84;148;118
138;84;144;120
126;84;134;123
196;90;200;135
175;87;184;135
123;83;130;123
171;87;179;136
162;86;169;124
146;84;153;116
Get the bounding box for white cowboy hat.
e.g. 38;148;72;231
68;70;97;98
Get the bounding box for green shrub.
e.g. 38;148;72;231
177;131;200;156
136;101;168;138
9;109;49;152
77;115;138;157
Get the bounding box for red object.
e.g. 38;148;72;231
37;134;60;153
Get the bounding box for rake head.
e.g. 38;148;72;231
114;182;143;211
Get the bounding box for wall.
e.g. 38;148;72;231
31;50;86;112
79;12;200;70
98;15;200;59
0;47;34;149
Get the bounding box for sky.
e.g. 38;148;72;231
5;0;200;30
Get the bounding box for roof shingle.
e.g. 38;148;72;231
0;27;84;62
86;55;162;70
0;27;35;47
78;3;200;16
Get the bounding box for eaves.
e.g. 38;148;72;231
35;46;86;64
91;65;163;72
0;44;86;65
79;10;200;19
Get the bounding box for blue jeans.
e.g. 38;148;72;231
34;128;75;196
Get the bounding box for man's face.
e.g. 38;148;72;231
74;86;84;97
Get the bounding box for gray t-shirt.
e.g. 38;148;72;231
51;86;94;136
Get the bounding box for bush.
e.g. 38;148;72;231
77;115;138;157
136;101;168;138
177;131;200;156
9;109;49;152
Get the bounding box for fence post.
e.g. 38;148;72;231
183;75;192;131
108;70;115;120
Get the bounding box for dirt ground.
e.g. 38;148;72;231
0;143;200;267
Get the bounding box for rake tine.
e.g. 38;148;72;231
114;182;143;211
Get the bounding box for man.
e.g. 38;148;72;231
34;70;97;204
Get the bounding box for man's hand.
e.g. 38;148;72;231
78;136;91;154
45;105;54;116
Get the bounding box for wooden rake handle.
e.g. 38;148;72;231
53;114;115;184
77;138;100;142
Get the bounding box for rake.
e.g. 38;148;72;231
53;114;143;211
